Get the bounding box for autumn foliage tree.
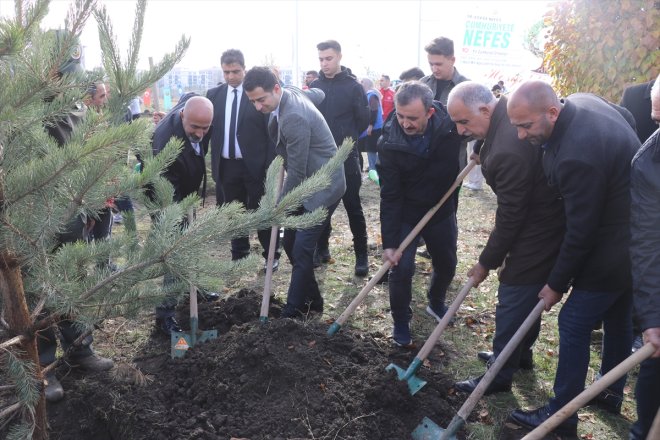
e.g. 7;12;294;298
543;0;659;101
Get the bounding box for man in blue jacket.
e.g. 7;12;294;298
377;81;462;346
506;81;639;437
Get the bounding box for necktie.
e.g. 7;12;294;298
192;142;201;156
229;88;238;159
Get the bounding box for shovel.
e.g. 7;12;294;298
387;277;475;395
413;298;546;440
171;210;218;358
260;166;286;323
521;342;656;440
327;160;476;336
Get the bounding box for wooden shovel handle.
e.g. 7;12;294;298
332;160;477;328
416;277;475;361
458;299;546;421
260;166;286;319
187;209;198;320
522;342;656;440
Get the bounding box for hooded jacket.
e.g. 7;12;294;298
377;102;462;249
310;66;369;146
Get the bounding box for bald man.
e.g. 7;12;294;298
506;81;640;436
152;94;213;203
447;82;564;396
151;94;214;334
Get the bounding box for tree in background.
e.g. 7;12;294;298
543;0;659;101
0;1;348;438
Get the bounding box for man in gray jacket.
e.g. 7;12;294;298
244;67;346;318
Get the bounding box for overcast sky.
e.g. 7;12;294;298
1;0;552;84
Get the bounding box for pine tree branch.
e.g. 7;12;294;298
0;336;26;350
0;401;21;421
0;219;37;250
79;257;162;302
126;0;147;78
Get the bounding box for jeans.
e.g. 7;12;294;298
367;152;378;172
630;356;660;439
282;201;338;315
389;215;457;323
492;283;543;382
548;288;633;422
318;150;367;255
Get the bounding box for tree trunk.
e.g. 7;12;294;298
0;253;48;440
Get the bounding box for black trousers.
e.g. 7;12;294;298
317;148;367;255
219;159;280;261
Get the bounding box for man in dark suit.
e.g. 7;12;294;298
506;81;639;437
244;67;346;318
206;49;279;268
152;94;214;334
621;79;655;143
447;81;564;395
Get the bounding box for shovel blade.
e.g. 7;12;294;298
412;417;457;440
171;331;192;358
385;362;428;395
170;329;218;358
198;329;218;343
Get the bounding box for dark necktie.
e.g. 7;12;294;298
229;88;238;159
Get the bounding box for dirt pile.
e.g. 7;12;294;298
47;290;462;440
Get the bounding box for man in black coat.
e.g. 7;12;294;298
377;81;461;346
447;82;564;395
629;74;660;440
206;49;279;267
310;40;370;277
151;94;213;334
506;81;640;437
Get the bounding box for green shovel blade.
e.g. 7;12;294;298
412;416;459;440
385;361;427;395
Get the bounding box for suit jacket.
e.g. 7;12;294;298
620;80;655;144
271;87;346;212
477;97;564;285
206;84;274;183
152;93;209;202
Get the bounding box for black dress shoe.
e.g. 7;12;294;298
477;351;493;362
477;350;534;370
308;298;324;314
156;316;182;335
509;406;577;438
454;375;511;395
197;290;220;302
586;388;622;414
263;258;279;273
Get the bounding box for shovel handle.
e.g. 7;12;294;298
457;299;546;422
260;166;286;320
330;160;477;331
416;277;475;361
186;209;198;321
522;342;656;440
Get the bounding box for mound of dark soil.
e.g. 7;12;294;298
48;290;463;440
